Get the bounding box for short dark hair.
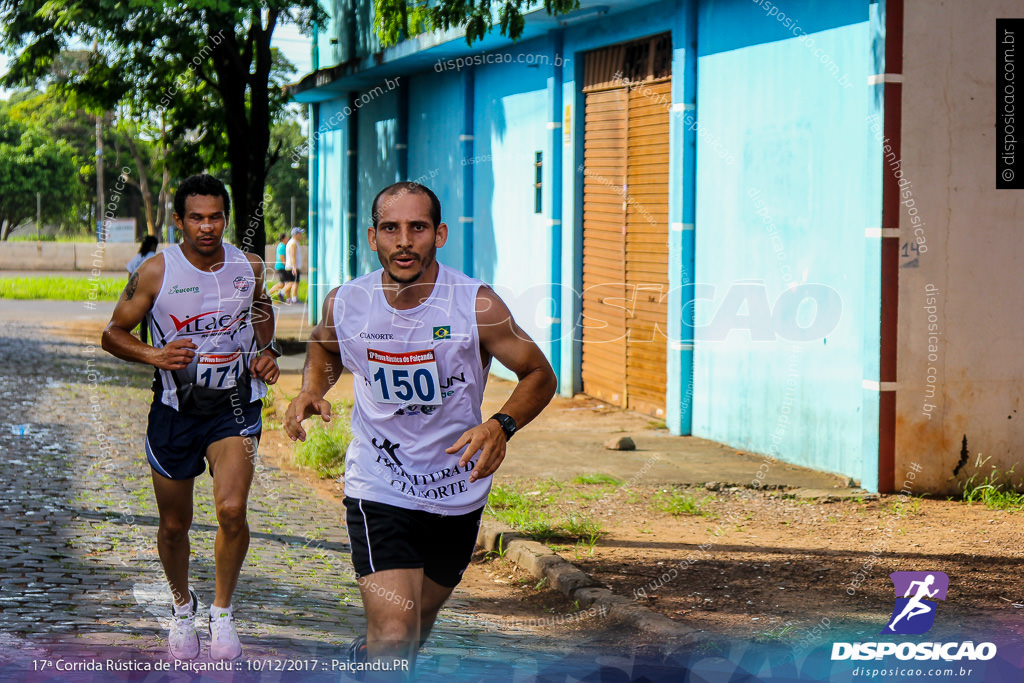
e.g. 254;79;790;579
371;181;441;229
174;174;230;219
138;235;159;255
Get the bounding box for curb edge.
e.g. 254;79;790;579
476;520;700;644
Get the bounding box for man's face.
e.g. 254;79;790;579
369;191;447;284
174;194;227;258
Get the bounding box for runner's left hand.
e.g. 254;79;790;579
250;352;280;385
446;420;507;483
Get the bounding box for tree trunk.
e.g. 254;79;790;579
205;8;277;259
155;115;170;235
124;135;157;236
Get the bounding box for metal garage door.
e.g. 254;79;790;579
581;35;670;417
581;88;628;406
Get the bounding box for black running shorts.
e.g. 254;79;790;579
343;497;484;588
145;398;262;480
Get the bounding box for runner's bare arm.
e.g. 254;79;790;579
445;286;557;482
244;253;280;385
101;255;197;370
284;287;345;441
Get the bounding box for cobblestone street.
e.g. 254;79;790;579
0;321;605;681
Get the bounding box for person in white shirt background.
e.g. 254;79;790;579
283;227;303;304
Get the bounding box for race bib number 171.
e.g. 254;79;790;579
197;350;242;389
367;349;443;406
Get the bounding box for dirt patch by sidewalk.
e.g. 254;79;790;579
513;481;1024;645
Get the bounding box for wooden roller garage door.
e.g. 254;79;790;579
625;80;670;418
581;35;670;417
581;88;628;407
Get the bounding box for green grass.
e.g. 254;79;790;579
486;484;561;541
0;275;308;303
960;461;1024;512
570;473;624;486
261;388;281;430
485;481;605;543
7;233;92;242
293;411;353;479
563;512;604;539
653;487;713;517
887;494;923;517
267;280;309;302
0;276;126;301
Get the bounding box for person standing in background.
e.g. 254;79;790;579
126;235;159;343
267;234;289;303
283;228;303;304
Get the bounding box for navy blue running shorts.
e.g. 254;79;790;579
344;497;483;588
145;398;262;480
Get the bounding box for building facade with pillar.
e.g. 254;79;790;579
292;0;1021;495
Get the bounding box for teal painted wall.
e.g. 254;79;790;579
472;37;554;381
355;88;402;275
302;0;883;488
316;99;348;314
407;69;466;271
691;0;877;485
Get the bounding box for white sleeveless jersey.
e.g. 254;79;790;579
334;263;491;514
147;244;267;410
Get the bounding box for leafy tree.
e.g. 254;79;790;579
265;117;308;238
374;0;580;47
7;85;149;238
0;109;83;239
6;85;97;230
1;0;325;256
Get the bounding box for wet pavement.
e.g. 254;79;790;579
0;320;611;681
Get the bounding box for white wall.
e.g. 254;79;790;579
896;0;1024;494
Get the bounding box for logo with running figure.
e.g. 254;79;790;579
433;326;451;340
882;571;949;635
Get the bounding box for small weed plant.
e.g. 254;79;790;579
293;410;353;479
960;458;1024;512
570;473;623;486
654;487;712;517
486;482;605;543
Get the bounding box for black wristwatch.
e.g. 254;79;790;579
260;339;283;358
490;413;517;440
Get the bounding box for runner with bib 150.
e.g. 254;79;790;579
284;181;557;678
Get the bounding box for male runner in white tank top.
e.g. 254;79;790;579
102;174;281;661
285;182;556;676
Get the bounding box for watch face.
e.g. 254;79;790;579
498;414;515;437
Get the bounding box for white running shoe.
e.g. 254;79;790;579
168;589;199;660
209;609;242;660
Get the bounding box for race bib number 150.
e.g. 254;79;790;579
367;349;442;406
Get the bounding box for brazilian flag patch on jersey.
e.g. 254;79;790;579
433;326;451;340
